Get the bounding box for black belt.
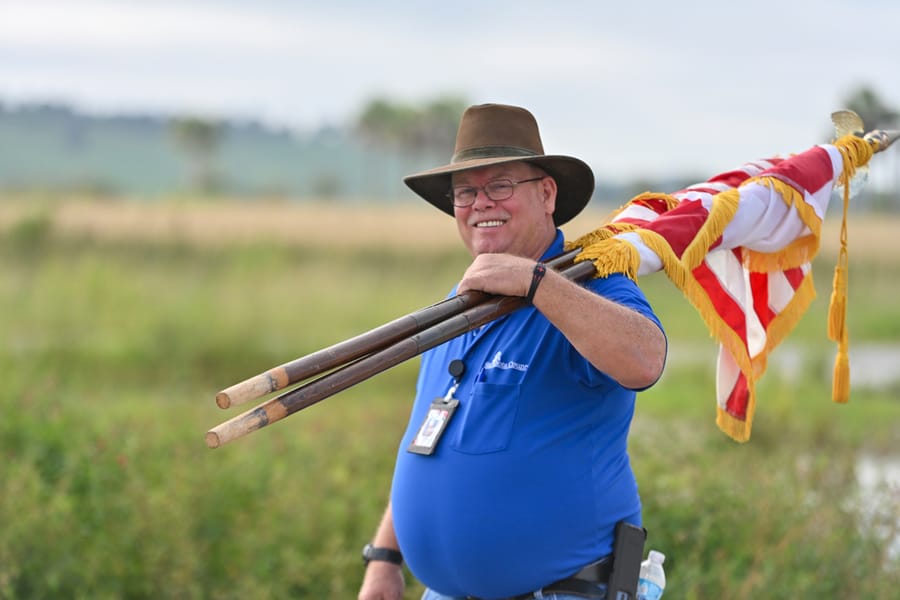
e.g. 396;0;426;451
466;556;612;600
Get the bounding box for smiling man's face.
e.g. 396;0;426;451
451;162;558;259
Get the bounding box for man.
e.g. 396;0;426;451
358;104;667;600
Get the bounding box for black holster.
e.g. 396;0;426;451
606;521;647;600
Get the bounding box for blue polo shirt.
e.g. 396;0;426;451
391;231;665;599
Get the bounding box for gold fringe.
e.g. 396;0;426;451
636;229;686;288
566;222;638;253
628;191;682;211
744;235;819;272
677;264;755;383
763;273;817;354
567;191;684;253
717;406;752;443
680;190;741;269
576;237;642;281
569;136;879;438
756;177;823;237
648;237;817;444
742;177;822;272
566;227;614;252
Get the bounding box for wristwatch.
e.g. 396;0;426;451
361;543;403;567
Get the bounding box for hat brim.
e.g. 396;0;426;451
403;155;595;226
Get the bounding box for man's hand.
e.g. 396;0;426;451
457;252;666;389
457;253;533;298
358;561;405;600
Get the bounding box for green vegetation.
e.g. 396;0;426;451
1;205;899;598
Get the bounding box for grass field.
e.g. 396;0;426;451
1;198;899;598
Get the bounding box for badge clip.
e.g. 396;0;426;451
407;360;464;455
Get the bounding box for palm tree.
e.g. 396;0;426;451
841;86;900;206
354;95;467;199
842;86;899;130
355;95;466;157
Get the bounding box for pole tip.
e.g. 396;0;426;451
215;391;232;409
205;431;221;449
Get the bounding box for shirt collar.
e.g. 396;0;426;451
539;229;565;262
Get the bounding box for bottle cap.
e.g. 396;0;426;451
648;550;666;564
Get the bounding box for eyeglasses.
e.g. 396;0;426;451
448;176;546;208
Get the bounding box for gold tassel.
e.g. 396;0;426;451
825;133;874;404
828;153;852;404
827;251;847;343
832;349;850;403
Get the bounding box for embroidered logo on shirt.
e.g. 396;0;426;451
483;351;529;372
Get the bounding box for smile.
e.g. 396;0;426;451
474;219;506;228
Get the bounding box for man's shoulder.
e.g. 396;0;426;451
585;271;640;291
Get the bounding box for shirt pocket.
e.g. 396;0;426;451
450;382;519;454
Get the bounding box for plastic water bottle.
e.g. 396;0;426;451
637;550;666;600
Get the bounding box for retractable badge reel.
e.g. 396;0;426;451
407;360;465;455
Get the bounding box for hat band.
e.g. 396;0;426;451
451;145;539;164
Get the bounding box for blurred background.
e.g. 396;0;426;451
2;1;899;598
3;0;900;203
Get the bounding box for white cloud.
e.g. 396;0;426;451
2;0;899;181
2;1;302;51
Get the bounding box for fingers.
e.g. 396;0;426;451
457;254;532;297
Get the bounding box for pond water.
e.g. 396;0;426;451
855;453;900;560
666;341;900;389
666;340;900;558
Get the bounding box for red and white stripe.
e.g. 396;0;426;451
604;145;845;439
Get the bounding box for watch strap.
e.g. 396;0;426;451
362;543;403;566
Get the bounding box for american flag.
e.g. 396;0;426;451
569;135;873;441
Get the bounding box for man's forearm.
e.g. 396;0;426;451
370;502;400;550
532;268;666;389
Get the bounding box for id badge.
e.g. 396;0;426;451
407;398;459;455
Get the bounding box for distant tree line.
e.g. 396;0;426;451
164;94;467;195
2;87;896;202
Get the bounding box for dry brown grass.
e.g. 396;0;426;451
0;198;460;250
1;197;898;260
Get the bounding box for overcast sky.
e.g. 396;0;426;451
2;0;899;183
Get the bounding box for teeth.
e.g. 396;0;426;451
475;220;505;228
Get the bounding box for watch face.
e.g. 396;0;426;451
362;543;378;565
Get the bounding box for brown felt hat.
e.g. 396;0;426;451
403;103;595;226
